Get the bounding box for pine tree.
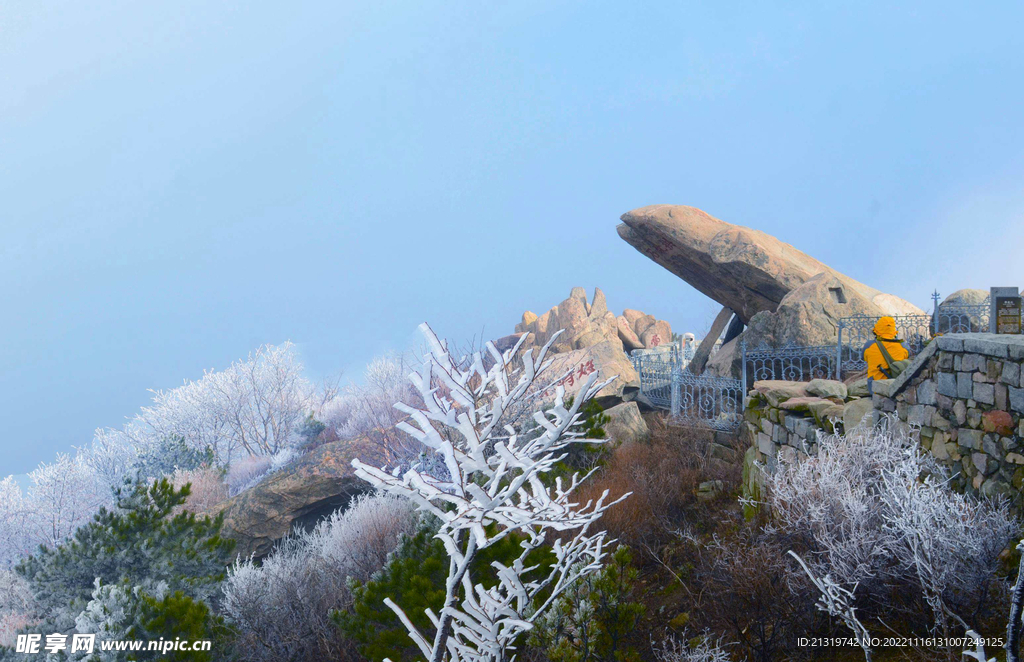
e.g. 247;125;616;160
336;520;556;662
529;546;645;662
13;478;235;639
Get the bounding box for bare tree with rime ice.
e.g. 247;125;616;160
351;323;628;662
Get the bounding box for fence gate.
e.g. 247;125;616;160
631;349;743;431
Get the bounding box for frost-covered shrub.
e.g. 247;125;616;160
223;447;301;497
171;467;229;514
269;448;297;472
654;633;734;662
0;570;34;648
320;352;423;465
223;492;418;662
225;455;273;496
72;579;137;651
767;417;1018;636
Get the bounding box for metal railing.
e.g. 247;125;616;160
631;347;743;431
651;290;1022;406
741;341;837;383
934;299;989;334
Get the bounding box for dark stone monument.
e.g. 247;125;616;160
990;286;1022;334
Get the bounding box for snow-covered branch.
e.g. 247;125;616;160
352;323;628;662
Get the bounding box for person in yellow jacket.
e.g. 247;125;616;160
863;316;909;380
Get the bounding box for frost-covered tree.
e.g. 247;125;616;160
351;324;627;662
321;351;423;465
92;342;332;476
223;492;419;662
15;478;234;635
1;455;107;568
0;570;34;648
25;453;107;551
0;477;29;568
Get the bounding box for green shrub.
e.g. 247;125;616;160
528;546;645;662
135;589;226;661
335;519;556;662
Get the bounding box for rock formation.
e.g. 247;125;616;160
216;436;382;558
617;205;921;324
515;287;673;354
617;205;925;378
539;339;640;403
512;287;674;402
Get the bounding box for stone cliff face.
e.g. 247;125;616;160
617;205;925;377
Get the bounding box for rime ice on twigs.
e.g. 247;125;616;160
352;323;629;662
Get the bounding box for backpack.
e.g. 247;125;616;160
874;339;910;379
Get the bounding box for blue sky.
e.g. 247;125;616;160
2;1;1022;474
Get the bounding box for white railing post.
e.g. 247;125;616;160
670;360;681;418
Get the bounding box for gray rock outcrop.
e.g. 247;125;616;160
216;436;382;558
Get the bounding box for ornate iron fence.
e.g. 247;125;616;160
674;370;745;431
934;300;990;334
631;350;743;431
741;341;837;383
631;351;675;409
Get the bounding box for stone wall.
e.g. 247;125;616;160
872;334;1024;499
743;378;870;472
741;333;1024;506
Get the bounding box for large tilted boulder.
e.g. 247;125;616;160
617;205;922;325
617;205;924;378
216;436;383;558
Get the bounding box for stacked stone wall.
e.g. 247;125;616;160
743;378;869;473
741;334;1024;505
872;334;1024;498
